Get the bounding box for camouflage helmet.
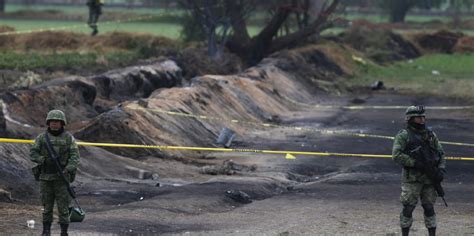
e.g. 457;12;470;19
46;109;67;125
405;105;425;121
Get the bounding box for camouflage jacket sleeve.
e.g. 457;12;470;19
432;131;446;169
30;134;46;164
392;130;416;168
65;134;80;172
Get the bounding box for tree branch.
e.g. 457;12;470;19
225;0;251;43
270;0;340;52
253;2;294;46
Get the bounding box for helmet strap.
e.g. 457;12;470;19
47;126;64;136
408;120;426;130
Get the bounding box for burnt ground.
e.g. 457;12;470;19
1;90;473;235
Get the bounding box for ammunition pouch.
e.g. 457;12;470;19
32;165;41;181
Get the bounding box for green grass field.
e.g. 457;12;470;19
5;3;179;15
0;18;183;38
0;19;262;39
351;54;474;99
336;12;458;23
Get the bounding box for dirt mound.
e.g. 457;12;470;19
0;25;15;33
0;31;179;53
0;143;37;198
453;36;474;53
414;30;464;53
90;60;181;102
74;59;316;158
1;76;97;127
96;31;177;51
0;106;6;137
269;42;359;85
460;19;474;29
18;31;83;51
175;47;243;79
341;26;420;64
0;60;181;132
0;26;16;48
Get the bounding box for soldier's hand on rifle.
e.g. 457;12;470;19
435;169;446;182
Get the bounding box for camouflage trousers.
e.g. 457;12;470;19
399;182;437;229
40;180;71;224
88;6;102;29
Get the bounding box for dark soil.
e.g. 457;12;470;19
1;90;473;235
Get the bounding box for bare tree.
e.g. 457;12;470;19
181;0;340;65
181;0;239;60
226;0;341;65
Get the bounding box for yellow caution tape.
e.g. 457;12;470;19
1;137;472;161
128;105;474;147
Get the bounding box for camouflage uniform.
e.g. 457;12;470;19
30;110;80;234
87;0;104;36
392;106;446;235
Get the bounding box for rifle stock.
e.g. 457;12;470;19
411;145;448;207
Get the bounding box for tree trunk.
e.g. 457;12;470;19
389;1;411;23
207;27;220;60
270;0;340;52
226;0;250;44
0;0;5;13
451;0;462;29
237;4;293;65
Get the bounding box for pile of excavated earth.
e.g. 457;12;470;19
1;27;474;234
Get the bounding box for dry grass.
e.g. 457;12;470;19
0;30;179;53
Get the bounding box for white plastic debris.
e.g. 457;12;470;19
27;220;35;229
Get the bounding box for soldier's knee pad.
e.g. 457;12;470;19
402;204;416;217
422;204;435;217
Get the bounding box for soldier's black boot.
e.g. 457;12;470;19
60;223;69;236
428;227;436;236
91;28;98;36
41;222;51;236
401;227;410;236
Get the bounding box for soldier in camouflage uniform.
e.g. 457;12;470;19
87;0;104;36
392;106;446;236
30;110;80;236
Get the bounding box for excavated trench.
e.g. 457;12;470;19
1;32;474;234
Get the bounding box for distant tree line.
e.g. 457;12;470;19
342;0;474;22
1;0;176;7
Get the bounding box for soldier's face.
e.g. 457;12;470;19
49;120;63;130
412;116;425;124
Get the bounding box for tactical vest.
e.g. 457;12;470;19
404;127;441;163
41;131;73;174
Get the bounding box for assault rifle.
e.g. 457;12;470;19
410;146;448;207
44;133;85;222
44;133;77;199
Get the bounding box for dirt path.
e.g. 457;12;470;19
1;91;474;235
